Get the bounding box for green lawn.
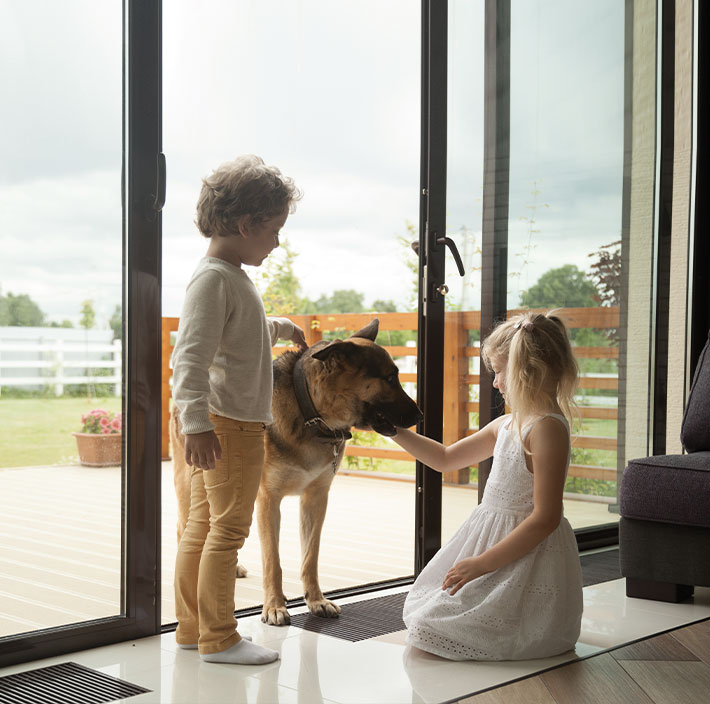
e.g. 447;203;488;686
0;398;619;477
0;397;122;468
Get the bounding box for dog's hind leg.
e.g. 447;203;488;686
257;485;290;625
300;483;341;619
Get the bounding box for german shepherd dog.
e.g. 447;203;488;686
171;318;422;625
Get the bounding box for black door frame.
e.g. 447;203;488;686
689;0;710;368
0;0;162;668
415;0;448;574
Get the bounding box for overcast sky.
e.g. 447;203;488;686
0;0;624;328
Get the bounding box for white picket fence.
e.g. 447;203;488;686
0;338;122;397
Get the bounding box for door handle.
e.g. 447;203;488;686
436;237;465;277
145;152;166;221
410;237;465;277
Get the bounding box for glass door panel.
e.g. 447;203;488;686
0;2;124;637
441;0;658;540
440;0;486;544
507;0;655;529
161;0;420;622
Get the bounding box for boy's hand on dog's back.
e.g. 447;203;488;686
184;430;223;470
290;325;308;352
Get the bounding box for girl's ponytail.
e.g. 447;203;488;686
482;310;579;443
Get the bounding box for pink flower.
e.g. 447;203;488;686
81;408;122;434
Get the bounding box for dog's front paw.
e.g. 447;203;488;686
307;598;341;619
236;563;248;579
261;605;291;626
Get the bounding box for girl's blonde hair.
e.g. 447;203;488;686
480;310;579;441
195;155;303;238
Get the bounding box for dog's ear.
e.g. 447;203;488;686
312;340;359;363
351;318;379;342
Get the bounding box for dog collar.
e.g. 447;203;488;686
293;357;352;443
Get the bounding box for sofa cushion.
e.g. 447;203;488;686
681;329;710;452
619;452;710;528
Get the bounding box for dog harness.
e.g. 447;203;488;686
293;357;351;472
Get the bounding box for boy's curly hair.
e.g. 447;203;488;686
195;155;303;238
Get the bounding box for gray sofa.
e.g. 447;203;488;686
619;330;710;602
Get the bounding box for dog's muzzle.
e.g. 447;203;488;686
364;401;424;437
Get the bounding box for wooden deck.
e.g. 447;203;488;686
0;462;616;637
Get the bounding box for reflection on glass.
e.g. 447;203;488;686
0;2;123;636
508;0;642;529
161;1;420;622
442;0;658;542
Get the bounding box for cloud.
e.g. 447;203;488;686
0;171;122;325
2;0;628;325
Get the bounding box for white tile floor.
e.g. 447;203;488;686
2;579;710;704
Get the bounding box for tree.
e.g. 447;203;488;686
0;290;46;326
397;220;419;312
370;299;397;312
588;240;621;307
109;305;122;341
520;265;599;309
309;289;365;314
255;238;305;315
79;300;96;330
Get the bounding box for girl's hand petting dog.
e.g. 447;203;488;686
442;556;489;595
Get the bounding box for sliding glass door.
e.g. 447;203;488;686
160;0;421;622
422;0;664;559
0;0;162;667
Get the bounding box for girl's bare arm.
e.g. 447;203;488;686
391;415;507;473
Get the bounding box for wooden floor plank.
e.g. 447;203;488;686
540;653;655;704
618;661;710;704
611;632;699;662
669;618;710;665
458;675;556;703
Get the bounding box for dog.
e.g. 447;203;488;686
171;318;423;625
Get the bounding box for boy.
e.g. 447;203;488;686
172;155;306;664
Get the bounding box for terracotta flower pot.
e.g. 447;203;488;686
72;432;122;467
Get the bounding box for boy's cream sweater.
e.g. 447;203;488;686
170;257;295;434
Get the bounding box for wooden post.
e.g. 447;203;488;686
113;339;122;397
304;315;323;347
442;311;470;484
161;318;178;460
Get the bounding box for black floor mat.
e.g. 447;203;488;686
289;592;406;642
0;661;150;704
580;548;621;587
290;549;621;641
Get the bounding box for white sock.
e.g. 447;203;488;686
200;638;279;665
178;635;250;649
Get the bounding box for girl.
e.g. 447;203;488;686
393;311;583;661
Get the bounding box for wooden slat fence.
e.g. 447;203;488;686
162;307;619;487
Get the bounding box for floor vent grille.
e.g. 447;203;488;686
0;661;150;704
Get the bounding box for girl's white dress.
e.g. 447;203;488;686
403;414;583;661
